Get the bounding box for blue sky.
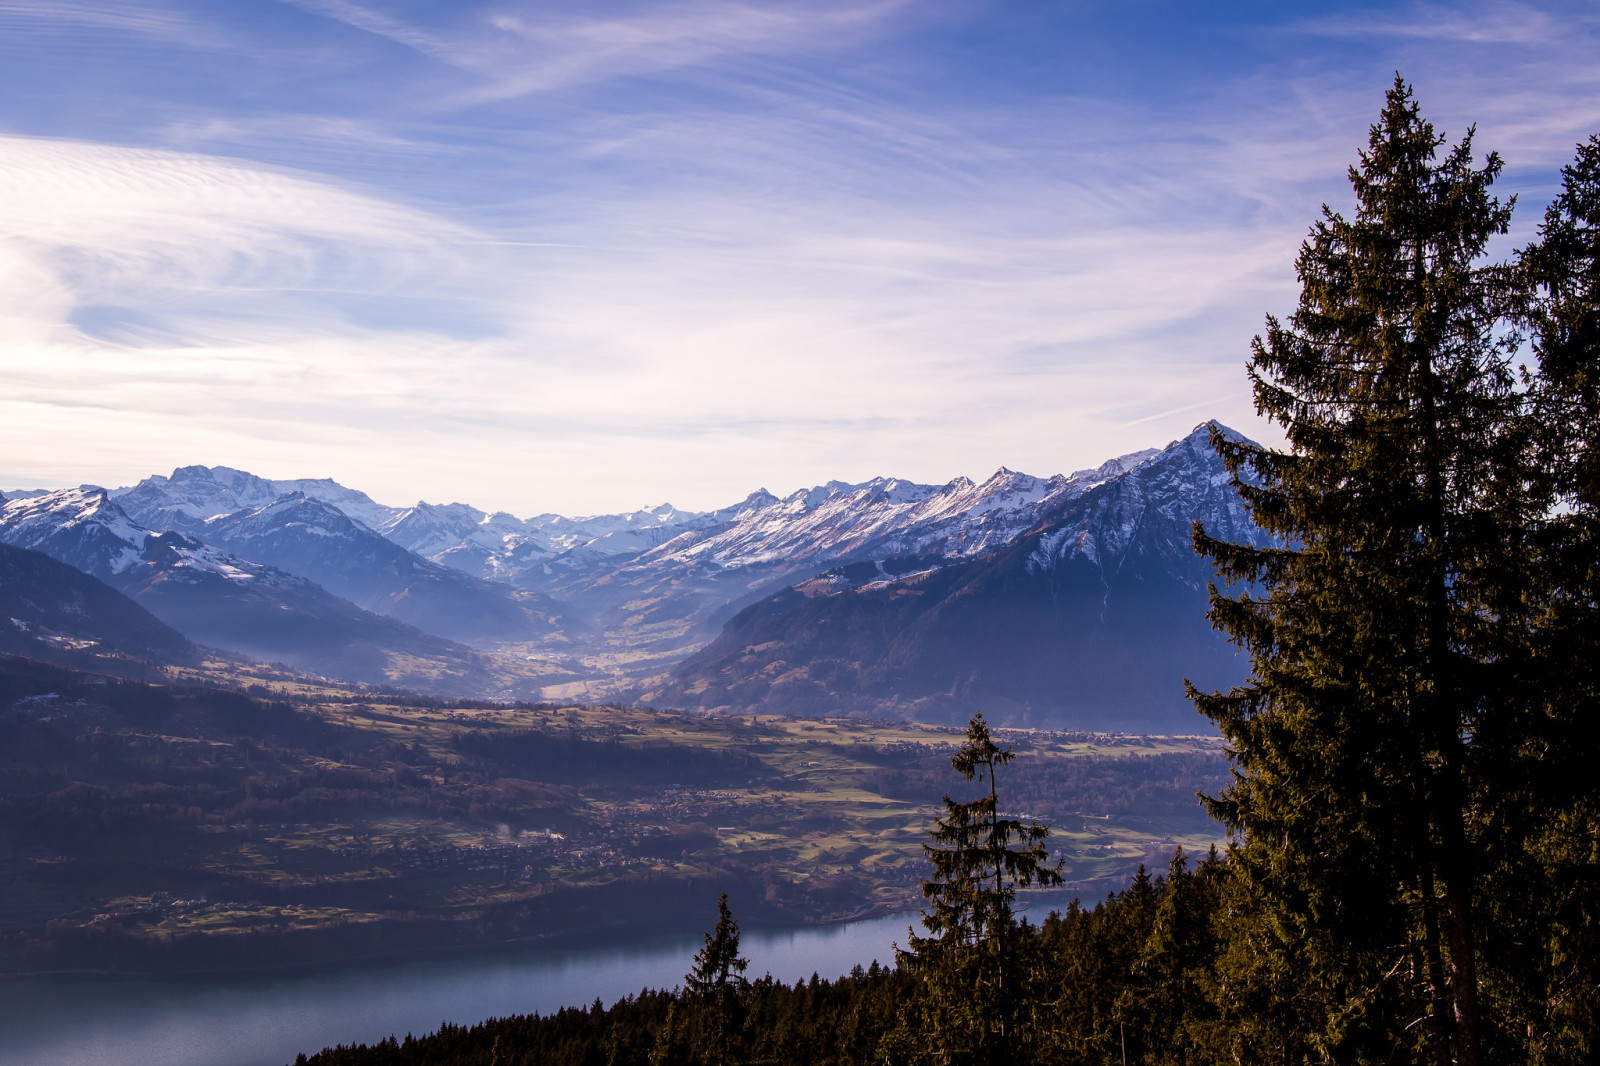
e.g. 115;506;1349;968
1;1;1597;514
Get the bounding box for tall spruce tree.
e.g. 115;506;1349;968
1191;78;1519;1065
895;713;1062;1066
685;893;749;1066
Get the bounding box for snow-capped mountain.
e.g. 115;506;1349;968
0;487;156;580
190;493;578;647
377;500;515;560
116;465;734;587
14;422;1261;719
1024;429;1255;577
378;497;760;584
115;465;402;535
493;445;1170;668
631;449;1161;576
0;489;498;692
648;423;1263;730
82;439;1182;677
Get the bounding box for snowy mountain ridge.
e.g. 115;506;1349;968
622;446;1164;579
0;487;327;594
0;488;177;579
104;444;1166;592
5;424;1256;719
651;424;1263;728
113;464;401;535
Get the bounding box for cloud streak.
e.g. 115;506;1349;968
0;0;218;45
285;0;911;100
3;2;1600;514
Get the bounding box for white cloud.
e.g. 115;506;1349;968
1291;1;1600;178
6;3;1600;514
0;120;1298;512
1301;0;1562;44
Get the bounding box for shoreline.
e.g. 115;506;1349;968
0;901;910;985
0;876;1141;984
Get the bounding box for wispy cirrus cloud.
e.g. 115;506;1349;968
1299;0;1566;44
0;136;483;339
1290;1;1600;183
0;116;1292;510
0;0;225;47
285;0;913;99
4;2;1600;513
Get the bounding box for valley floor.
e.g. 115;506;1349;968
0;655;1226;977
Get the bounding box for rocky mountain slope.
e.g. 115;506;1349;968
645;424;1262;730
9;423;1263;723
166;493;579;647
0;490;515;694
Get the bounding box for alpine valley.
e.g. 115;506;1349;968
0;424;1252;981
0;422;1262;731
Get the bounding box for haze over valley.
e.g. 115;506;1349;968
2;421;1255;731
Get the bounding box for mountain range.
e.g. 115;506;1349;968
0;489;519;695
646;428;1262;730
1;422;1262;727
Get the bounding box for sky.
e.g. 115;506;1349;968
1;1;1598;516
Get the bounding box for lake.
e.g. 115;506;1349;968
0;912;923;1066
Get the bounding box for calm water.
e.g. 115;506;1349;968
0;913;921;1066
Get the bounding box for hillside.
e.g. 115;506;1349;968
650;425;1262;730
0;655;1225;976
0;543;198;673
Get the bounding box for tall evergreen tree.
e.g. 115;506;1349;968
1191;78;1520;1065
684;893;749;1066
895;712;1062;1066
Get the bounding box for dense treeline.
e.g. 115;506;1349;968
296;964;914;1066
296;855;1240;1066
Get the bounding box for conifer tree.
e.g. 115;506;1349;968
897;713;1062;1066
685;893;749;1066
1191;78;1520;1065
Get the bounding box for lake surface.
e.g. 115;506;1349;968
0;912;922;1066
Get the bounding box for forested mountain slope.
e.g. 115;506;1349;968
0;543;198;671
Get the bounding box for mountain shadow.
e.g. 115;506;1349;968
0;543;198;674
